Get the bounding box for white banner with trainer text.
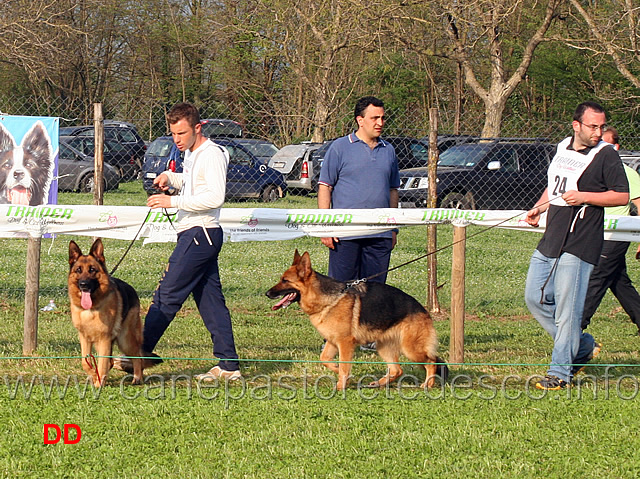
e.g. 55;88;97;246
0;204;639;243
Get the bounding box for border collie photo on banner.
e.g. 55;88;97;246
0;115;58;206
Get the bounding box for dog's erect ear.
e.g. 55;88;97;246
21;121;52;168
69;241;82;266
296;251;313;279
0;122;16;152
89;238;106;265
293;249;301;265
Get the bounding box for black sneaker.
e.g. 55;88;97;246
535;375;569;390
359;342;377;352
113;351;163;373
571;342;602;376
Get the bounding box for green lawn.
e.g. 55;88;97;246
1;182;639;478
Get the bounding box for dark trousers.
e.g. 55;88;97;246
142;226;239;371
328;237;393;283
582;240;640;331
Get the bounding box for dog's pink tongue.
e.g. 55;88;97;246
272;292;296;311
80;291;93;310
8;187;30;205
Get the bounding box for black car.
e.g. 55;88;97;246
232;138;279;163
59;135;138;183
57;140;121;192
142;137;287;202
200;119;243;138
398;140;555;210
59;121;146;180
422;134;480;153
384;137;430;169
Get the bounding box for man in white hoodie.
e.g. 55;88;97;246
117;102;241;381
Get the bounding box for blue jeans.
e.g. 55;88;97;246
525;250;596;382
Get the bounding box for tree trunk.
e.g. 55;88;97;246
481;97;508;138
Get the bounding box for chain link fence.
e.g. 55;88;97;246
2;93;639;209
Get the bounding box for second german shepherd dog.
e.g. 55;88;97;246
266;250;448;390
68;238;143;387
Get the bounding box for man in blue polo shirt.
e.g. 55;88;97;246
317;96;400;352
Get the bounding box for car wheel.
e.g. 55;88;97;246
441;192;474;210
261;185;279;202
133;157;143;181
79;174;106;193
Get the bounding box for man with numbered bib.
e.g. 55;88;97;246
524;101;629;390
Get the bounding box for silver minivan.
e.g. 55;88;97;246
268;142;324;194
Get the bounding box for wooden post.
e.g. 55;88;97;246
23;237;41;354
93;103;104;206
450;225;466;364
427;107;440;312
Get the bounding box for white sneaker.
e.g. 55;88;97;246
194;366;242;382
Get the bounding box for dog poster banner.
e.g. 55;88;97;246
0;115;58;206
1;204;640;243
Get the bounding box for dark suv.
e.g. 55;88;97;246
59;121;146;180
398;140;555;210
384;137;430;169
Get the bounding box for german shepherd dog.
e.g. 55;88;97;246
0;121;54;205
266;250;448;390
68;238;143;387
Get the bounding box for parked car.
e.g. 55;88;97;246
308;140;334;189
620;149;640;172
268;142;324;194
57;139;121;192
232;138;279;163
384;137;430;169
59;121;146;180
141;136;181;194
420;134;479;154
398;140;555;210
200;119;243;138
59;135;140;183
142;137;287;202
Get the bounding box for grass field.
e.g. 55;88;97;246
2;182;640;478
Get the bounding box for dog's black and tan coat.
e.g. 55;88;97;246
267;250;448;390
68;239;143;387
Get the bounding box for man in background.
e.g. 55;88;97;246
317;96;400;351
581;125;640;335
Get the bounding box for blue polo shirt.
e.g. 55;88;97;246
318;132;400;209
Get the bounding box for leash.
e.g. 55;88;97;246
84;353;101;385
109;207;178;276
345;197;560;289
109;207;153;276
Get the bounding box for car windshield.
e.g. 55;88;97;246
272;144;308;159
201;121;242;138
242;142;278;157
147;138;175;156
410;142;429;163
438;144;491;168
